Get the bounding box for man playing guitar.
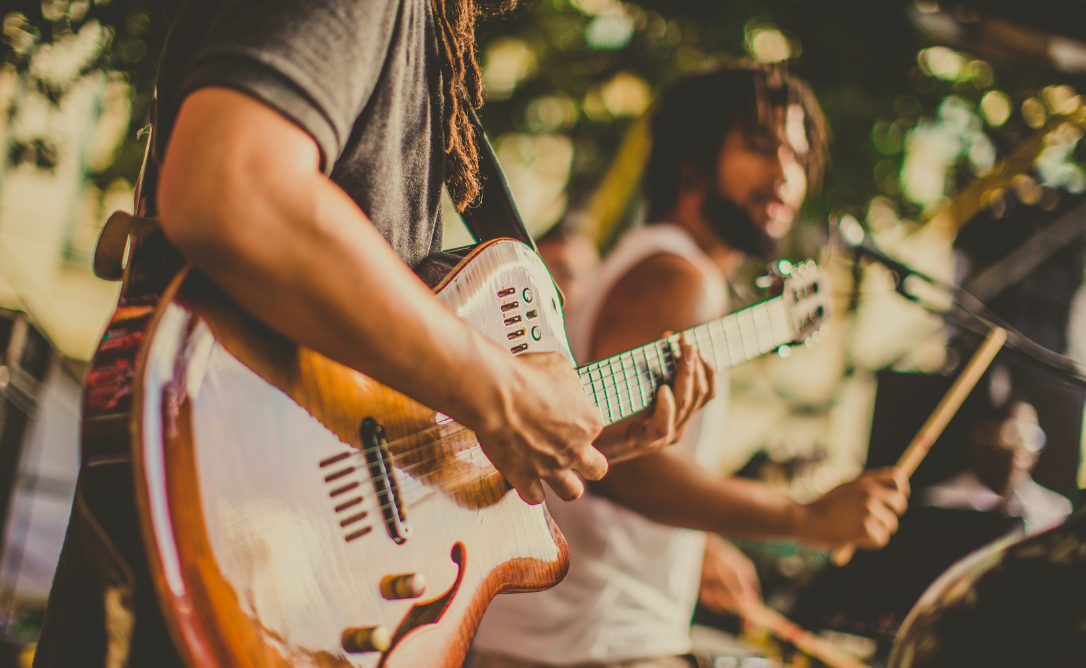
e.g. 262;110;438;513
34;1;712;665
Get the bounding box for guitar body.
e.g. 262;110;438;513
130;239;571;668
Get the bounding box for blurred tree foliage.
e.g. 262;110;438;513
4;0;1084;250
2;0;168;189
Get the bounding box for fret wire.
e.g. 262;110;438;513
697;325;717;370
604;372;618;422
737;309;759;361
634;347;651;399
722;315;743;367
632;354;645;412
609;357;624;418
660;338;676;377
768;298;792;345
691;327;705;368
619;353;633;417
752;303;774;353
747;306;762;356
634;347;651;404
704;324;721;371
748;305;763;354
711;319;730;370
632;349;648;409
652;340;667;384
627;352;639;413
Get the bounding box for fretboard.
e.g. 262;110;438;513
577;295;795;427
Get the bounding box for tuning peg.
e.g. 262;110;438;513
757;259;797;290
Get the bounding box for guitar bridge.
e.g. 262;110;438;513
360;418;411;544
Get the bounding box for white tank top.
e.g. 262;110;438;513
473;224;730;664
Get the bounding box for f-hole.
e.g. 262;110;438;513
360;418;411;544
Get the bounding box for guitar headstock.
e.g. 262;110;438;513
781;260;831;350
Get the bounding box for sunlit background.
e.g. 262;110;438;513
2;0;1086;659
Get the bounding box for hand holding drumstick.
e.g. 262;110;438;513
831;327;1008;566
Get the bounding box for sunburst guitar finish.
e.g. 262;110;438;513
133;239;572;668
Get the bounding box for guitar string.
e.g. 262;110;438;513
308;292;810;523
321;301;795;510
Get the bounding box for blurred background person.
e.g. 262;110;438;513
468;62;909;668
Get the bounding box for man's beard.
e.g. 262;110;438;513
702;190;779;259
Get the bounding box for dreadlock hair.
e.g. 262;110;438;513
644;61;829;222
431;0;485;211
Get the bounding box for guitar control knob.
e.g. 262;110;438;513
342;625;391;653
380;573;426;600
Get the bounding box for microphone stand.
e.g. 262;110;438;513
841;232;1086;387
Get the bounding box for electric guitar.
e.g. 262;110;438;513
93;238;829;667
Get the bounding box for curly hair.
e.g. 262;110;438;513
431;0;486;211
644;61;830;221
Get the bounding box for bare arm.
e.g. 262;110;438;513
588;253;717;462
586;251;908;547
157;87;605;503
590;449;908;548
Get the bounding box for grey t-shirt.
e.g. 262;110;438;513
154;0;446;270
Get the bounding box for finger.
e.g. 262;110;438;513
571;444;608;481
690;350;709;414
672;334;696;420
854;515;890;549
870;467;910;497
544;469;586;501
702;359;717;406
641;384;676;445
868;476;910;515
894;468;912;497
513;478;546;505
868;498;900;536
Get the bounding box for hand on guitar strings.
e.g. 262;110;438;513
795;468;910;550
478;350;607;505
593;332;716;464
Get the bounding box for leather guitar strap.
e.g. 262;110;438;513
458;106;538;252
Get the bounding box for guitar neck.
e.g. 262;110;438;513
576;294;795;427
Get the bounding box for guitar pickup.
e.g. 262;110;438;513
507;328;526;340
500;301;519;312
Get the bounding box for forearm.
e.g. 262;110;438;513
157;89;511;432
588;450;804;539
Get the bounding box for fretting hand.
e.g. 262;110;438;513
593;332;716;463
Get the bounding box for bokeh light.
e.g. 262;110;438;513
599;71;651;118
1022;97;1047;128
980;90;1011;127
483;38;536;102
747;28;791;63
586;9;635;51
525;94;579;133
918;46;965;81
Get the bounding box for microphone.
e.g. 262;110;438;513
835;215;940;299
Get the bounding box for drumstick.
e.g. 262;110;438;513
831;327;1007;566
742;600;871;668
